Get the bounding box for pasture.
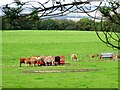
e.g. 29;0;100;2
2;30;118;88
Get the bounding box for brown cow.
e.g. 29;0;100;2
113;54;120;61
20;56;44;67
117;54;120;60
71;54;78;61
97;54;102;60
20;57;31;67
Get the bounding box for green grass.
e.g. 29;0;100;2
2;30;118;88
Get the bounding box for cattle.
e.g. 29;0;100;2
20;55;65;67
113;54;120;61
117;54;120;60
29;56;46;66
43;56;55;66
29;56;39;66
36;56;45;66
90;54;95;60
20;57;31;67
71;54;78;61
55;56;60;65
96;54;102;60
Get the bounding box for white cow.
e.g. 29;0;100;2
43;56;55;66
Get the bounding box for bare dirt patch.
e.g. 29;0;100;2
22;68;100;73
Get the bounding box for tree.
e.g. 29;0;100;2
1;2;39;30
76;18;94;31
96;1;120;49
37;19;59;30
59;19;77;30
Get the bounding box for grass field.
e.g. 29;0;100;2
2;30;118;88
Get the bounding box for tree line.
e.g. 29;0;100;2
2;15;118;32
2;15;101;31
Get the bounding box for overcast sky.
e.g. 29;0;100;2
0;0;102;6
0;0;101;20
1;0;119;7
0;0;110;20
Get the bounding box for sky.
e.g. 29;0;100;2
0;0;113;20
0;0;89;6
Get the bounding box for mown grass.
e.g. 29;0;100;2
2;30;118;88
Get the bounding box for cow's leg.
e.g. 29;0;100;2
20;59;26;67
51;60;54;66
36;61;38;66
31;61;33;66
20;62;22;67
44;61;47;66
76;57;78;61
72;58;74;61
71;58;73;61
73;58;77;61
25;60;28;66
38;60;41;66
34;61;37;66
20;59;24;67
53;61;55;66
35;60;37;66
46;62;47;66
